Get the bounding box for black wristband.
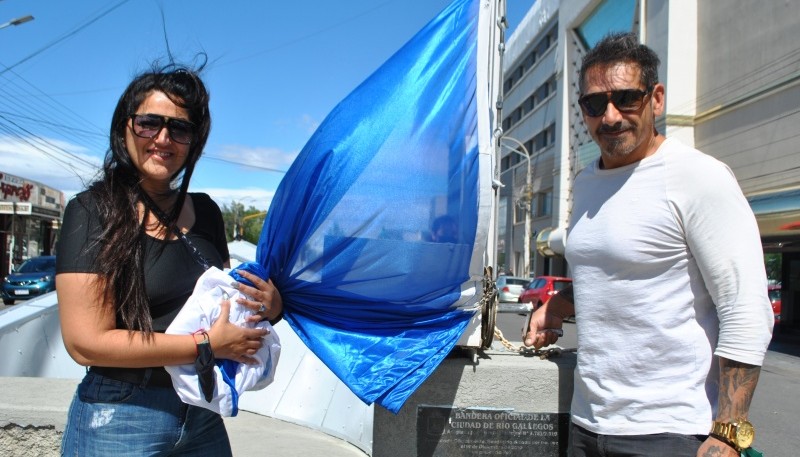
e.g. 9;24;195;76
709;432;739;452
194;332;215;402
268;311;284;326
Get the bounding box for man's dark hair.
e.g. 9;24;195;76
579;32;660;93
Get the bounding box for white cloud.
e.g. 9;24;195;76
299;113;320;134
272;114;321;137
195;186;276;212
0;135;102;200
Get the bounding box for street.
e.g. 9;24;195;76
494;307;800;454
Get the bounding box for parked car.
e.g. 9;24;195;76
2;255;57;305
496;275;529;303
768;284;781;324
518;275;573;310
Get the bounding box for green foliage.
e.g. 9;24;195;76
220;201;266;244
764;253;782;282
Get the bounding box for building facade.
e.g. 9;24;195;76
0;171;64;274
500;0;800;335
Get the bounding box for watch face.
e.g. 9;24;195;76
736;421;755;449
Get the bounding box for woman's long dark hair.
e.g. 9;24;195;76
89;62;211;336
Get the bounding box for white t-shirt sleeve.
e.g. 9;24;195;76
666;144;773;366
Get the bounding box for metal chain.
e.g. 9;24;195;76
493;326;576;360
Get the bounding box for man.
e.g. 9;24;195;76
523;32;773;457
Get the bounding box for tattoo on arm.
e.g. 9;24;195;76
717;357;761;421
700;442;733;457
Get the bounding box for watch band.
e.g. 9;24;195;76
710;419;755;452
709;431;739;452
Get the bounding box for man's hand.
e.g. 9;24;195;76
522;285;574;348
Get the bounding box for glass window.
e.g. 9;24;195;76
499;197;508;238
553;280;571;291
529;278;546;289
541;190;553;216
533;190;553;217
515;200;526;224
576;0;637;49
530;123;556;152
507;278;530;286
504;78;513;93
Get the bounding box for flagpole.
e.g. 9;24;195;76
475;0;507;349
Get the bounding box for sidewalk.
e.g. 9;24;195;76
0;377;367;457
226;411;368;456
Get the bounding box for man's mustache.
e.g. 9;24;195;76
597;123;632;134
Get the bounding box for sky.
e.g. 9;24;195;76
1;0;535;211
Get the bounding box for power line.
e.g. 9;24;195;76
0;0;131;77
0;113;99;171
202;154;289;174
216;0;396;68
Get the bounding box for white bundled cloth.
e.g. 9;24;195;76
165;266;281;416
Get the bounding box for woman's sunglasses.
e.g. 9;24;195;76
130;114;195;145
578;88;652;117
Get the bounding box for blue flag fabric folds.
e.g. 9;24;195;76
256;0;484;413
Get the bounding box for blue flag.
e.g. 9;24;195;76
256;0;492;413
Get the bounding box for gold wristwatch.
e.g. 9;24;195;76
710;419;755;451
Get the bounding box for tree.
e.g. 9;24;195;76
220;201;266;244
764;253;782;283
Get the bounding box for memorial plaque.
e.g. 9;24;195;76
417;406;569;457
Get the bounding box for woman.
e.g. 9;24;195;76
56;63;282;456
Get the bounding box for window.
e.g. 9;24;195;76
515;199;527;224
533;123;556;152
499;198;508;238
502;22;558;97
533;76;556;106
576;0;636;49
502;75;557;131
533;190;553;218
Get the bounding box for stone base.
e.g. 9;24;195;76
373;348;575;457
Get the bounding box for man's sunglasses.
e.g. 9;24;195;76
578;88;652;117
130;114;195;145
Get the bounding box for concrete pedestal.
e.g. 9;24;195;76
373;348;576;457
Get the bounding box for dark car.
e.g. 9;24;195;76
2;255;57;305
518;275;572;310
769;284;781;324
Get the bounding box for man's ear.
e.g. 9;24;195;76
651;83;666;117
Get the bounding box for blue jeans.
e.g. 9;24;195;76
61;370;232;457
569;422;705;457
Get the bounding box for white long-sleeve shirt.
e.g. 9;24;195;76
566;137;773;436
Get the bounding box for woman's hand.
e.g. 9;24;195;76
207;295;269;364
231;270;283;324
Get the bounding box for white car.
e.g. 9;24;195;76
496;275;529;303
